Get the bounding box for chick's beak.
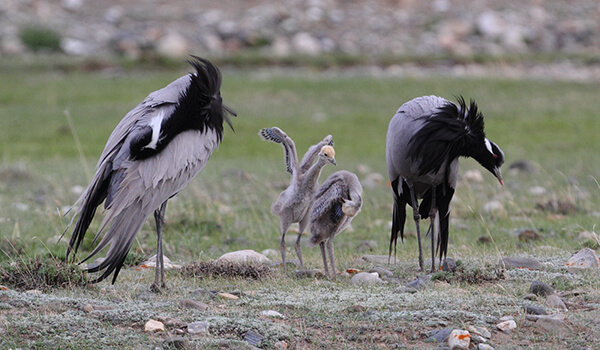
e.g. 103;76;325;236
330;158;337;166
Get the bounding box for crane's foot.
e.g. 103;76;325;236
149;282;168;294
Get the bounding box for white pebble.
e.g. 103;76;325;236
447;329;470;349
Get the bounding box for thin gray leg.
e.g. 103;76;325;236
151;200;168;292
279;218;291;273
406;182;423;271
319;242;329;278
428;189;437;273
295;214;310;270
326;237;336;280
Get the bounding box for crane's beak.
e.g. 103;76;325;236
494;167;503;186
330;158;337;166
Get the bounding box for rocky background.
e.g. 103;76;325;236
1;0;599;61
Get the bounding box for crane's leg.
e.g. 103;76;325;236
406;183;423;271
319;241;329;278
279;218;292;273
426;189;437;273
151;200;168;293
295;214;310;270
326;237;336;280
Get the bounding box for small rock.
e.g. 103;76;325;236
244;329;264;346
351;272;385;286
145;319;165;332
447;329;470;349
565;248;600;272
526;314;570;337
524;305;547;315
395;286;419;293
156;32;189;58
361;255;393;264
25;289;42;295
274;340;288;350
496;320;516;333
545;294;567;311
528;186;547;196
442;258;457;272
260;310;285;318
217;250;270;264
260;248;279;259
478;344;495;350
82;304;94;313
295;269;326;279
499;315;514;322
529;281;554;296
362;173;385;189
499;257;543;270
291;32;321;55
368;266;393;278
518;229;541;242
217;292;239;300
187;321;210;335
523;293;538;300
81;303;114;312
508;160;535;174
407;277;426;290
468;325;491;339
463;169;484;183
428;328;452;343
483;200;504;214
163;336;190;349
179;299;209;311
577;231;598;241
140;254;181;269
357;240;379;252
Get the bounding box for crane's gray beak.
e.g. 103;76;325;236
494;167;503;186
330;158;337;166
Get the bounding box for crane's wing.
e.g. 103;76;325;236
64;78;188;257
259;127;299;175
310;172;347;221
85;128;220;283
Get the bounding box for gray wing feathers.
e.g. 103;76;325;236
311;170;360;219
87;129;218;265
386;95;450;182
259;127;298;175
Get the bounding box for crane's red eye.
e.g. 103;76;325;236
493;154;497;158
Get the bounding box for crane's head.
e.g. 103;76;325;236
319;145;337;166
473;138;505;185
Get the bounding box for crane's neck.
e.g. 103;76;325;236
302;156;328;186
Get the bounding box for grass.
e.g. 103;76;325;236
0;58;599;349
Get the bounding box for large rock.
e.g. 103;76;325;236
565;248;600;272
217;250;270;264
350;272;385;286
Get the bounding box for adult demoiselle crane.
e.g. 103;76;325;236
259;127;336;272
309;170;362;279
386;95;504;272
64;57;236;290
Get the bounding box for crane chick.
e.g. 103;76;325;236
64;57;236;291
259;127;336;272
309;170;363;280
386;95;504;272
